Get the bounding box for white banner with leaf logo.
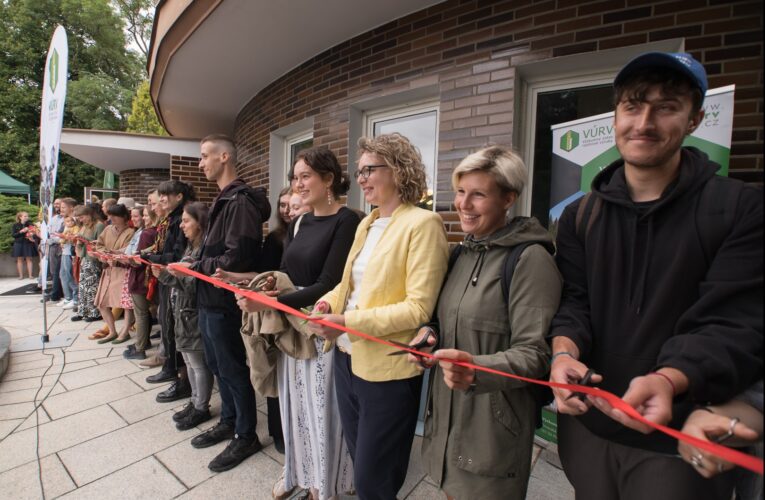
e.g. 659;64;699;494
39;26;68;289
548;85;735;225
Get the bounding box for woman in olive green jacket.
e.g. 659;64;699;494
411;146;562;500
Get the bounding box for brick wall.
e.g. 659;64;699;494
235;0;763;240
169;155;218;204
118;168;170;204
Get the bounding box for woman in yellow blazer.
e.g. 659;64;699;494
310;133;448;500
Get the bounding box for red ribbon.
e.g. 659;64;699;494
167;263;763;475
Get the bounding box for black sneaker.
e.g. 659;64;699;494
124;345;147;360
173;402;195;422
156;380;192;403
146;370;177;384
191;422;235;449
71;315;83;322
176;407;212;431
208;435;263;472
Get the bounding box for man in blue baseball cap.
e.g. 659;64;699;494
548;52;763;499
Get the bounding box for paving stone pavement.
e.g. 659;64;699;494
0;277;574;499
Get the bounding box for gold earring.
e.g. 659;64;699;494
327;187;333;206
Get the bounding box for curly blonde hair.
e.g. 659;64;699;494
357;133;427;205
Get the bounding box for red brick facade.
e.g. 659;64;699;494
118;168;170;204
170;155;217;204
230;0;761;240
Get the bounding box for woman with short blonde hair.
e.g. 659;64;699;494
451;145;528;196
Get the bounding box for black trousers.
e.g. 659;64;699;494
334;349;421;500
266;396;283;445
158;284;184;373
198;307;258;439
558;414;736;500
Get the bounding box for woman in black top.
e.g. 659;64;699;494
231;147;360;500
12;211;38;279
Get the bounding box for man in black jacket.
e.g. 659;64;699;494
177;134;271;472
548;52;763;500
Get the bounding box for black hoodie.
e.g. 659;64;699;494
550;147;763;453
192;179;271;312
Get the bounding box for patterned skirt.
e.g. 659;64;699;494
77;258;102;320
278;337;354;500
119;273;133;309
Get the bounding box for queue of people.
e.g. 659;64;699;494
19;51;762;500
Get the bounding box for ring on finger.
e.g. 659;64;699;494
714;417;741;444
717;462;725;473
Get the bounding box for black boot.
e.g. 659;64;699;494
156;378;191;403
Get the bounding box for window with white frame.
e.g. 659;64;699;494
363;101;439;211
514;39;684;226
285;131;314;181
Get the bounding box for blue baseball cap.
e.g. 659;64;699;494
614;52;708;101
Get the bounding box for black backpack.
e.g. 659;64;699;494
447;239;555;429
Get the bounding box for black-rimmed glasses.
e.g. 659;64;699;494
353;164;389;180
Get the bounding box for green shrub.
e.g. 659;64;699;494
0;194;38;254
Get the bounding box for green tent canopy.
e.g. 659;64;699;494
0;169;32;202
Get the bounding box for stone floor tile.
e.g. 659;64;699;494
154;437;230;489
402;479;441;499
58;359;141;390
43;377;143;419
6;356;60;373
0;401;35;420
126;369;171;390
58;456;186;500
175;451;283;500
58;410;199;486
157;398;277;488
0;404;126;473
0;387;44;405
2;365;51;382
17;406;51;431
108;385;176;424
64;333;116;352
95;355;126;365
0;373;59;393
0;453;76;499
528;455;575;499
0;418;22;440
60;359;100;374
60;348;110;363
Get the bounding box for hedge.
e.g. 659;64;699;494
0;194;38;254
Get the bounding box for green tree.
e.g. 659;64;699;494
0;0;144;201
114;0;153;62
127;80;167;135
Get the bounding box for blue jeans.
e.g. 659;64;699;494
198;308;257;439
59;254;78;303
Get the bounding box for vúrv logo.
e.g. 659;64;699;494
560;130;579;152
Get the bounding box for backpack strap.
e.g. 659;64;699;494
574;192;602;244
696;176;743;266
501;241;556;428
500;241;534;303
447;243;463;274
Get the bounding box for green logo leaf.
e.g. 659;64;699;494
560;130;579;152
49;49;59;93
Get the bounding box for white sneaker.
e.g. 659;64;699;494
55;299;67;307
62;301;76;310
